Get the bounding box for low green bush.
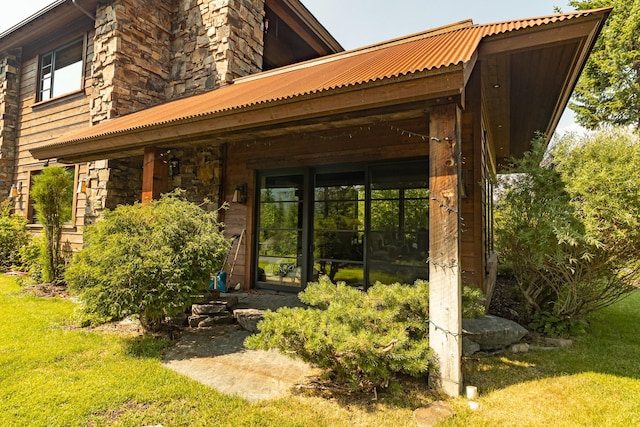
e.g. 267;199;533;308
65;190;230;330
246;277;485;391
0;199;30;270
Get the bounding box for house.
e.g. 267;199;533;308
2;0;610;396
0;0;341;246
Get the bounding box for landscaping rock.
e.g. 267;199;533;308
234;308;265;333
188;315;210;328
462;315;528;351
543;337;573;348
198;312;234;327
462;338;481;356
192;304;228;315
414;401;455;427
510;343;530;353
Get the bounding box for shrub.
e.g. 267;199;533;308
65;190;230;330
15;237;47;287
246;277;485;391
495;130;640;324
0;199;30;270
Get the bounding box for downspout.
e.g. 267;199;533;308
71;0;95;21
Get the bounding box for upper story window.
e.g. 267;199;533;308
38;37;84;102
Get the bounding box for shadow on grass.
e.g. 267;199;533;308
463;291;640;394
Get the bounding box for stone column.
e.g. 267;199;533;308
0;48;21;201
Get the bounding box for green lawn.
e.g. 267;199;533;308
1;274;638;426
0;275;433;426
443;291;640;426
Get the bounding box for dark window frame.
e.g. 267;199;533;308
37;36;86;102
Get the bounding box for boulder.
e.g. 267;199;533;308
233;308;265;333
462;338;481;357
462;315;528;351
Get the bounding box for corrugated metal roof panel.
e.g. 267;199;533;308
38;8;608;148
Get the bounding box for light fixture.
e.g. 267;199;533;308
168;158;180;177
493;83;501;89
9;183;19;198
76;178;87;194
232;184;246;204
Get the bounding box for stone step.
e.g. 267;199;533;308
233;308;265;333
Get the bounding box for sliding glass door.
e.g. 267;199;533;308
255;159;429;290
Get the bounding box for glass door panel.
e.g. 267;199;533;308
313;171;365;288
368;161;429;284
257;174;305;288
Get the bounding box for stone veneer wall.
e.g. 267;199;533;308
167;0;266;99
91;0;173;123
166;145;223;210
88;0;264;210
0;49;21;199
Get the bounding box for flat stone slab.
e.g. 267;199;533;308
414;401;455;427
163;325;318;402
462;315;528;351
192;303;228;315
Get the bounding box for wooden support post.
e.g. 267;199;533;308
428;104;463;397
142;147;168;203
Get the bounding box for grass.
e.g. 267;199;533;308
441;291;640;426
0;275;436;426
2;274;639;426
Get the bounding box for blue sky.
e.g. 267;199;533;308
1;0;581;133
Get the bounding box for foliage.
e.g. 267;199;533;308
529;311;587;337
569;0;640;128
30;166;73;283
0;199;30;269
15;237;46;286
495;130;640;323
65;190;230;330
2;274;639;427
246;277;486;391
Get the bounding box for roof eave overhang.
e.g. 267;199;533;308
542;10;610;144
31;67;467;162
0;0;98;51
478;9;611;150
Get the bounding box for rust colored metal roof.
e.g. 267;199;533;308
35;8;609;152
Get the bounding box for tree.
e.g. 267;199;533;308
495;130;640;324
569;0;640;128
30;167;73;283
65;191;230;330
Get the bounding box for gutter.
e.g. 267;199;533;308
72;0;95;21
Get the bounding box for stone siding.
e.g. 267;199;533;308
91;0;173;123
166;145;223;210
0;49;21;198
90;0;263;208
167;0;265;99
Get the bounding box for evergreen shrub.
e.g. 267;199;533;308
246;276;485;391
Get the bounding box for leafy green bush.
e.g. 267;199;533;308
246;277;485;391
0;199;30;270
65;190;230;330
496;130;640;324
15;237;47;286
